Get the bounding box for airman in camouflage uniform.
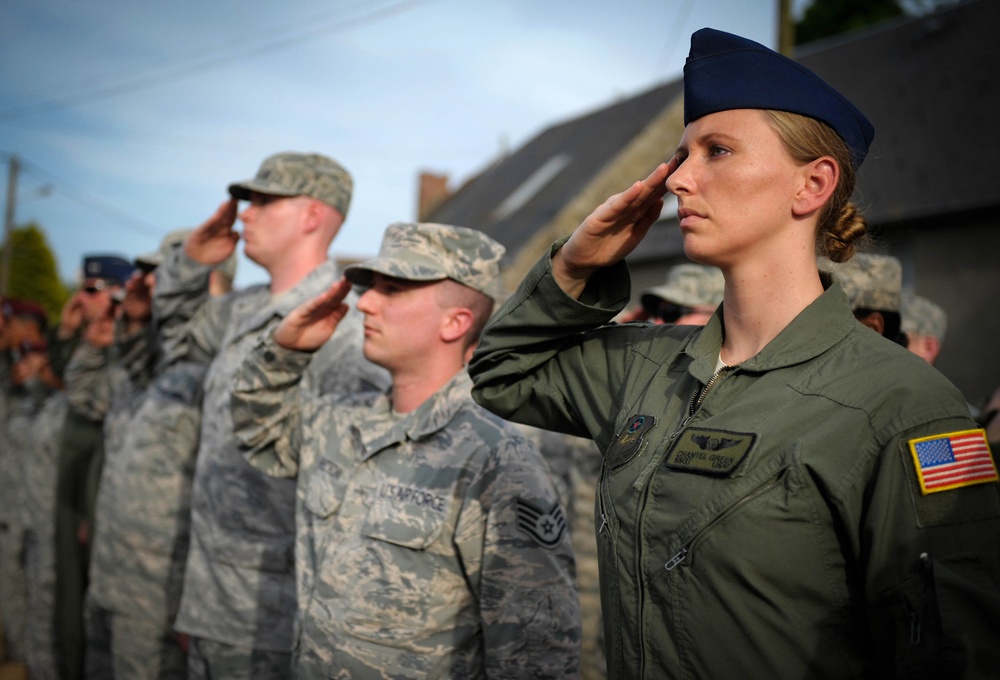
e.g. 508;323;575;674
637;263;724;325
901;293;948;366
231;222;581;679
54;255;134;680
152;152;388;678
83;234;231;679
826;252;909;346
20;348;68;680
0;300;51;665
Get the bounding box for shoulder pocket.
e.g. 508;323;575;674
303;458;349;519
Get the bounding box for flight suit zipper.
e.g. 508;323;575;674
664;470;785;572
634;363;737;678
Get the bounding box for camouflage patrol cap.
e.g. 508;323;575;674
641;263;725;310
343;222;506;300
833;253;902;312
901;294;947;340
228;152;353;217
135;229;190;269
134;229;237;281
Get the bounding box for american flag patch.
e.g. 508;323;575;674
909;429;997;495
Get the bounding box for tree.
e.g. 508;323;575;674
2;222;71;324
795;0;905;45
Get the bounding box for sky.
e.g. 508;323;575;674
0;0;794;289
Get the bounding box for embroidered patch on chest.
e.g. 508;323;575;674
908;429;997;494
606;414;657;469
664;427;756;476
515;498;567;549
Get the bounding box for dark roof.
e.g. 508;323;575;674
797;0;999;225
429;0;996;262
426;79;683;258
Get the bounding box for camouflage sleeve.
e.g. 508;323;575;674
64;342;113;420
458;424;582;679
152;244;228;368
230;333;314;478
115;320;157;390
45;327;81;380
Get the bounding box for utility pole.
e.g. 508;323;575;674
2;154;18;296
778;0;795;57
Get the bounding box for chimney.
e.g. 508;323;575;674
418;172;451;221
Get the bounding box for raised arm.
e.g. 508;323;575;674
231;278;354;477
153;200;239;366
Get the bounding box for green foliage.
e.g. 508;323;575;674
2;222;71;324
796;0;905;45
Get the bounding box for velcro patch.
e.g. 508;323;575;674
515;498;567;549
908;429;997;495
665;428;756;476
606;414;657;469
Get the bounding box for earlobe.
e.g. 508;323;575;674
792;157;838;217
301;200;322;235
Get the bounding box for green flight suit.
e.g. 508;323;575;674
469;245;1000;680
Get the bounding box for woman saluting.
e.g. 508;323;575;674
469;28;999;680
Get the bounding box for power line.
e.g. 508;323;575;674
2;151;162;237
0;0;434;121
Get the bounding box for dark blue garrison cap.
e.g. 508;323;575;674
82;255;134;285
683;28;875;168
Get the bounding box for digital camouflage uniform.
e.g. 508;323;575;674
1;384;37;663
469;247;1000;679
152;247;388;667
230;221;581;679
80;320;206;680
22;388;68;680
55;325;133;680
232;344;580;679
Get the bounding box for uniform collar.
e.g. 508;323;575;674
686;274;856;379
356;370;475;461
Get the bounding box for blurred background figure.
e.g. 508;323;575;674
618;263;724;325
901;293;948;366
83;231;235;679
18;335;67;680
829;253;908;346
0;299;50;670
53;254;133;680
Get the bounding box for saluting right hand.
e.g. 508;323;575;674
553;160;675;298
273;278;353;352
185;198;240;266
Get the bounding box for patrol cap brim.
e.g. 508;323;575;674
343;258;449;289
227;179;300;201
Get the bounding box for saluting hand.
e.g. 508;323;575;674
273;278;352;352
185;198;240;266
57;291;88;339
554;160;676;298
121;271;153;327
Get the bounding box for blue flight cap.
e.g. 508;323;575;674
82;254;134;286
683;28;875;168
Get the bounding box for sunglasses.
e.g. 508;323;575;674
82;280;108;294
643;300;696;323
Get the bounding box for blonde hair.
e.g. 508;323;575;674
764;110;868;263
